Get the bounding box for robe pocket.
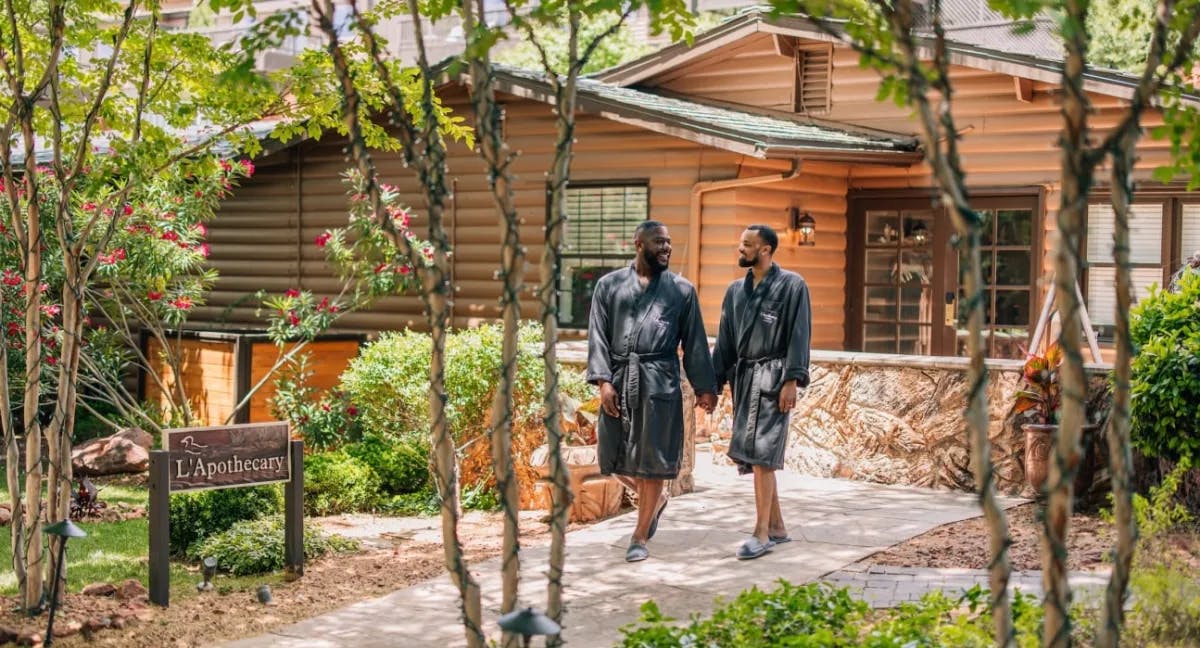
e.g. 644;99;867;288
757;361;784;397
759;300;783;326
646;390;683;458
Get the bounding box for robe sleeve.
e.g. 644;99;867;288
784;277;812;388
711;286;736;392
586;279;613;385
678;284;717;395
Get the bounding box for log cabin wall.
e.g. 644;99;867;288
642;34;1177;278
199;88;744;337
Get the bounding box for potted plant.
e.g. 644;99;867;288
1014;342;1098;496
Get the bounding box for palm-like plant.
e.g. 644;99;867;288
1015;342;1064;425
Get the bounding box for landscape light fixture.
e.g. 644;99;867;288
43;519;87;647
197;557;218;592
498;606;561;648
788;207;816;246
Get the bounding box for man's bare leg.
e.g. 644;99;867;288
768;487;787;540
616;474;666;520
630;478;664;544
751;466;777;545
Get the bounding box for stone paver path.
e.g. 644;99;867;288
821;563;1112;608
221;453;1026;648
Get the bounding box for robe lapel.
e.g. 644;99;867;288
735;265;779;357
625;269;664;353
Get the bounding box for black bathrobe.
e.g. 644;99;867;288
586;266;716;479
712;263;812;473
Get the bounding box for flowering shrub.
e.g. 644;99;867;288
0;158;252;425
262;169;433;345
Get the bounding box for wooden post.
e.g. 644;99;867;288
284;439;304;576
148;450;170;607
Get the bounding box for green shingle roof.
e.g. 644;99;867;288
494;65;919;160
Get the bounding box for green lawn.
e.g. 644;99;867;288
0;483;287;600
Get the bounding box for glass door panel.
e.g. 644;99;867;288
861;208;937;355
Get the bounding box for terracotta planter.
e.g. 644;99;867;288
1022;423;1100;497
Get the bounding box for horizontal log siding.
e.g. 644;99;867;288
698;159;850;349
143;338;237;425
199;93;741;335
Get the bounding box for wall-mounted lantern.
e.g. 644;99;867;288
788;207;816;246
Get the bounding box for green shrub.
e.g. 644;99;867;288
618;581;1050;647
1129;268;1200;464
188;514;359;576
345;438;429;495
382;488;440;516
1124;560;1200;645
339;322;593;449
270;354;363;451
304;450;381;516
168;485;282;555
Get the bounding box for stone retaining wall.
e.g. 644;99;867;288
705;350;1112;497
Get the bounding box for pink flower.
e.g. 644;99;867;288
317;296;330;312
2;271;21;287
194;190;203;198
284;288;301;298
315;232;332;248
123;204;133;216
114;248;126;260
198;243;211;257
82;202;96;211
373;263;388;274
239;159;255;176
161;231;179;241
346;406;359;417
46;356;57;366
41;304;61;317
193;223;208;237
321;403;331;412
170;296;193;310
219;160;232;172
398;265;411;275
287;311;300;326
147;291;162;301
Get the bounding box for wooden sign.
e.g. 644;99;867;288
164;422;290;492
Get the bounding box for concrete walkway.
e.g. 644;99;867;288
821;563;1111;608
222;455;1025;648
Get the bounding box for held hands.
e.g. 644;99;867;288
696;391;718;414
598;381;620;418
778;380;798;413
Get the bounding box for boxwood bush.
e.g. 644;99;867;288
339;322;593;449
168;485;282;555
188;514;359;576
345;438;429;495
1129;267;1200;464
304;449;382;516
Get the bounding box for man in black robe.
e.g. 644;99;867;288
587;220;718;562
713;224;812;560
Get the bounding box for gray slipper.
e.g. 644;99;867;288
736;537;772;560
769;534;792;545
626;542;649;563
647;496;669;540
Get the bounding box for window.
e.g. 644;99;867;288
1084;197;1200;340
850;193;1040;358
556;183;649;328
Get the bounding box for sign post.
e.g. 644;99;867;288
148;422;300;607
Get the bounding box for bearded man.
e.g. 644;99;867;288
712;224;812;560
586;220;718;562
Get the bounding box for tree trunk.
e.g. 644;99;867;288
1096;139;1138;648
1044;4;1092;643
45;272;83;601
462;2;523;637
21;158;46;612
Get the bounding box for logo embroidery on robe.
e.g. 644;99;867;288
761;311;778;325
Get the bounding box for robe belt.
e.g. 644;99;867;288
734;354;785;441
610;350;675;433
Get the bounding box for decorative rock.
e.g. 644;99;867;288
83;617;112;633
52;619;82;638
530;444;623;523
110;615;126;629
72;428;152;476
0;627;16;644
81;582;117;597
116;578;148;600
0;503;10;526
17;631;42;646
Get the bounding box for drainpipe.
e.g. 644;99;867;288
687;158;802;282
